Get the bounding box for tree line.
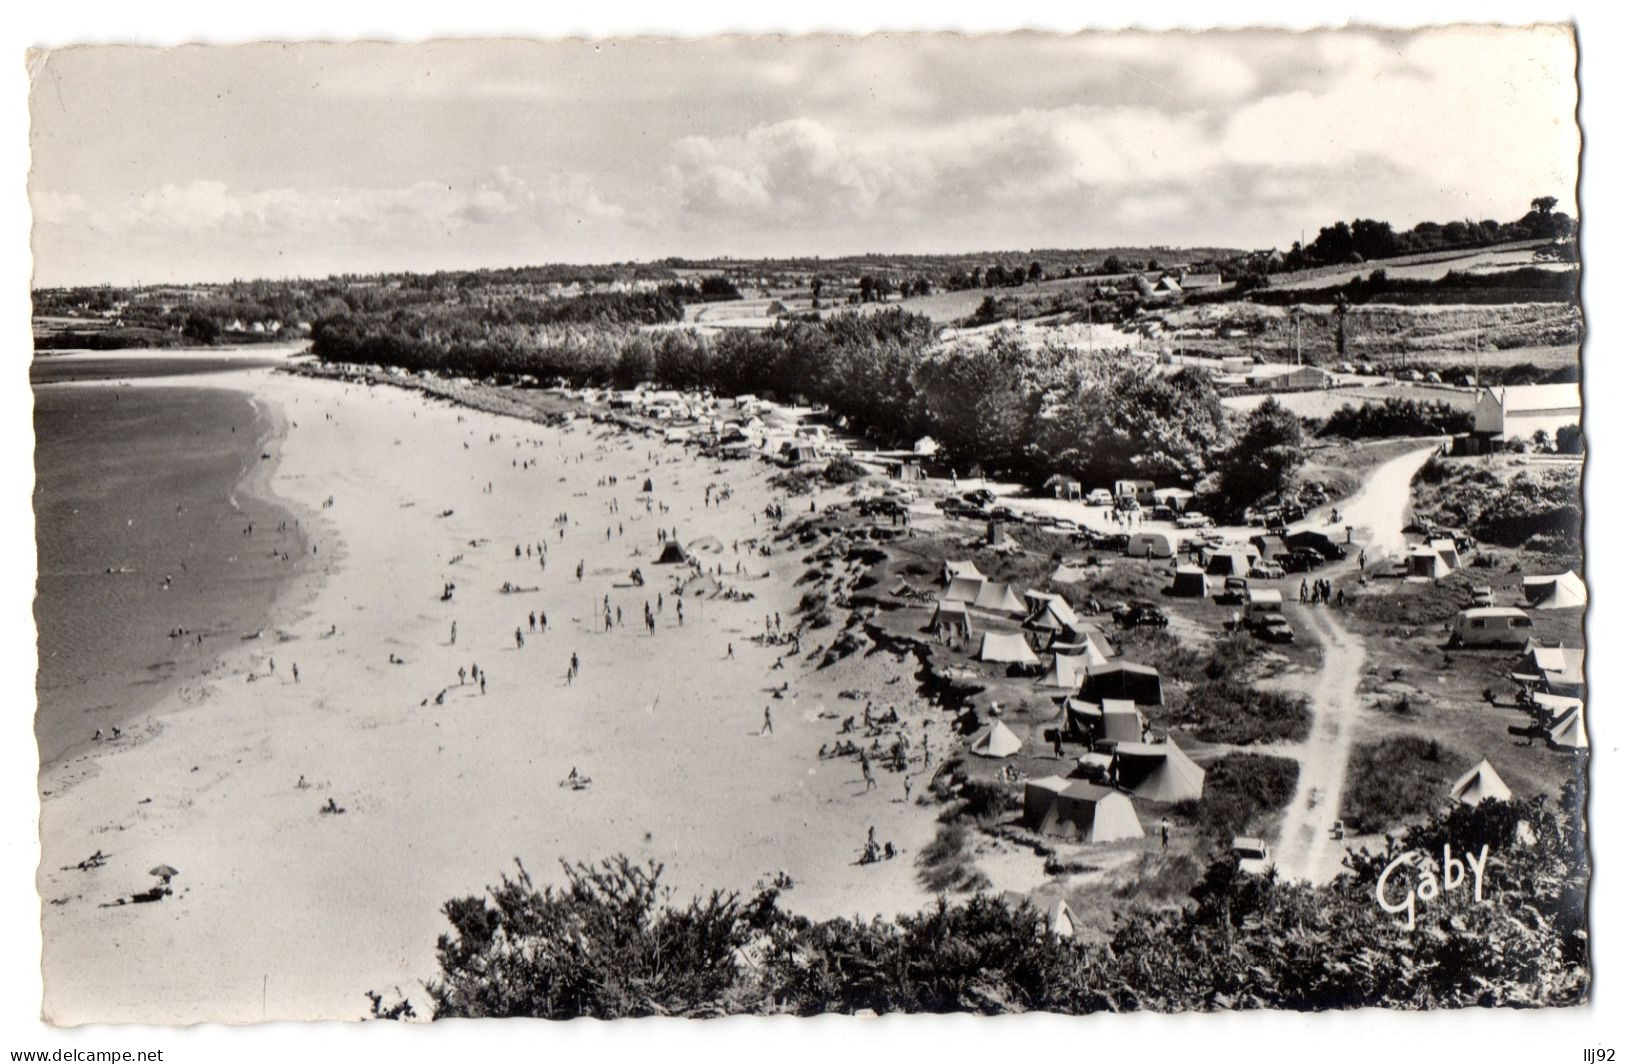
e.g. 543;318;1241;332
313;306;1305;506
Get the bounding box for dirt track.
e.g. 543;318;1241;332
1270;443;1436;883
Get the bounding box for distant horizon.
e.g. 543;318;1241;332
30;29;1579;289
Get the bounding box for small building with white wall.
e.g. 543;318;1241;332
1473;384;1581;441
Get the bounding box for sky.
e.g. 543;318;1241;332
27;27;1580;287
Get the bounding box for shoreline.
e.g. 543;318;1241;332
33;377;321;770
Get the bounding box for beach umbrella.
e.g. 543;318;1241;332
149;864;179;880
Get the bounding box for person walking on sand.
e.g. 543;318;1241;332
459;667;467;686
292;663;299;683
515;628;525;650
1160;817;1170;852
480;674;486;695
726;642;734;659
450;621;458;645
904;776;913;803
761;706;774;735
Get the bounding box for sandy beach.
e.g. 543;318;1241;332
38;366;941;1024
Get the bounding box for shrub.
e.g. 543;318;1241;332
1340;734;1469;834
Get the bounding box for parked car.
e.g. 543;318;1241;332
1251;614;1296;644
990;504;1020;521
1176;511;1213;529
1471;585;1495;608
1250;562;1286;581
1151;505;1177;522
1113;602;1170;629
1216;577;1250;605
1281;548;1325;573
1085;488;1114;507
964;489;997;507
1233;837;1276;876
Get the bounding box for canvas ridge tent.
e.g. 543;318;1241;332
1038;649;1105;690
942;575;984;604
1170;566;1210;598
1523;570;1587;610
973;580;1028;616
1548;705;1588;750
1205;549;1256;578
928;601;974;639
1100;699;1144;743
978;631;1039;666
1112;740;1206;802
1024;777;1144;843
1451;759;1512;806
943;559;985;586
1024;591;1080;629
1407;547;1451;581
970;720;1022;758
1428;538;1462;569
1082;661;1164;706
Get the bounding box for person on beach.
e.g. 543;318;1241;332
571;652;580;678
515;628;525;650
903;776;913;803
727;643;734;659
450;621;458;645
1160;817;1171;852
480;675;486;695
761;706;774;735
292;663;299;683
677;601;684;626
459;667;467;686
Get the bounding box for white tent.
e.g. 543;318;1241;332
942;575;984;604
970;720;1023;759
928;601;974;639
1038;648;1107;690
1523;570;1587;610
1100;699;1144;743
972;580;1028;616
1428;538;1462;569
978;631;1039;665
1024;591;1080;629
1451;759;1513;806
1407;547;1452;581
1113;740;1206;802
943;559;985;586
1024;778;1144;843
1549;706;1589;750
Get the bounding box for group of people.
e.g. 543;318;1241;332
1298;577;1344;607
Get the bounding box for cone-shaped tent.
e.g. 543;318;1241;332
1451;759;1513;806
655;541;692;565
943;559;985;586
970;720;1022;758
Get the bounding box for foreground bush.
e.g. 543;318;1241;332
417;787;1587;1018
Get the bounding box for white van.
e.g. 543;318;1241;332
1450;607;1535;647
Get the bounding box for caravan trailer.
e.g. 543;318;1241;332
1125;531;1176;559
1449;607;1535;647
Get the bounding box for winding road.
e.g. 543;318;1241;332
1270;442;1438;884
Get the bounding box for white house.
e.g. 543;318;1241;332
1473;384;1581;441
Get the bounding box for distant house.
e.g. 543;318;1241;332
1045;474;1083;500
1473;384;1581;441
1180;272;1224;290
1153;276;1183;295
1246;365;1332;390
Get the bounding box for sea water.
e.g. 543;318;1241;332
32;373;307;765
